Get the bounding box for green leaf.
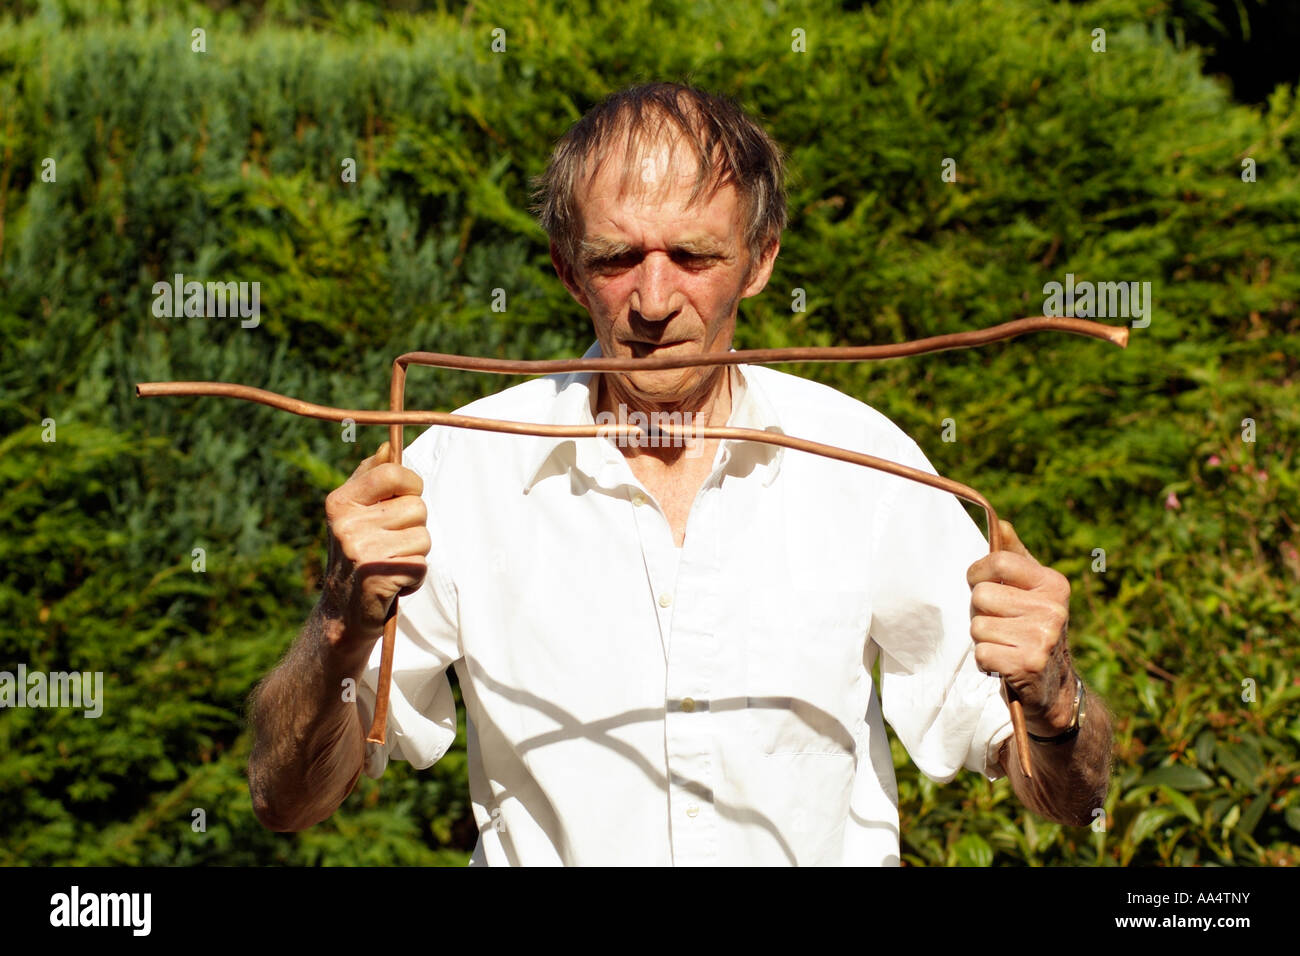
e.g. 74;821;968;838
1130;807;1180;848
952;833;994;867
1157;785;1202;825
1194;731;1216;766
1214;742;1263;792
1136;765;1214;791
1236;787;1273;838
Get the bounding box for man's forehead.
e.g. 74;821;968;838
578;170;738;249
579;128;735;207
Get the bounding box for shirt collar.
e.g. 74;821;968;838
521;340;786;494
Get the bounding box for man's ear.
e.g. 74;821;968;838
739;237;781;299
550;240;591;311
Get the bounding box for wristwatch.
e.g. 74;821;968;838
1027;674;1086;744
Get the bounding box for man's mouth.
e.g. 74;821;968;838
628;339;687;358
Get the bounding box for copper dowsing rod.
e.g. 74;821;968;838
381;314;1126;779
137;316;1131;778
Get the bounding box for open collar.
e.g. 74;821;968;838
521;340;786;494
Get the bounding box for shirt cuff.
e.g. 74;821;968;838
355;686;391;780
970;683;1015;782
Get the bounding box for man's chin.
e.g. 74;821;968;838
617;369;699;406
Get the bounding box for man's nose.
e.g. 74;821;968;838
631;252;681;323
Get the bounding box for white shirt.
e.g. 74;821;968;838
358;340;1015;866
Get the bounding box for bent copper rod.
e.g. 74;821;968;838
137;316;1131;778
389;315;1129;376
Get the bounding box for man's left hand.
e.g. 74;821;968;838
967;519;1076;735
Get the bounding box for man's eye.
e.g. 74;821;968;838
592;254;638;270
673;253;717;267
587;252;718;271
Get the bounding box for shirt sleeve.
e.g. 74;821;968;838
867;435;1014;783
356;428;463;779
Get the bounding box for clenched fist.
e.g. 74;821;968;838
319;441;431;650
967;519;1077;736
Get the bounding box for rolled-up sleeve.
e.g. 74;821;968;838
867;436;1014;783
356;430;463;778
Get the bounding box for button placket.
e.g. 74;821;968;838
663;474;724;865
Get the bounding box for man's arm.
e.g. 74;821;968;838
247;603;370;832
968;520;1113;827
997;674;1113;826
248;442;430;831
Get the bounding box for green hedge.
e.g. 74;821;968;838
1;0;1297;865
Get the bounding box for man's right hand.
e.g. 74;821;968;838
320;441;431;650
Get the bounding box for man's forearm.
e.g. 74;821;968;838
999;678;1113;827
247;601;373;831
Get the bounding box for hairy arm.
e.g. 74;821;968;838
968;520;1114;827
247;441;430;831
998;676;1113;826
247;601;370;832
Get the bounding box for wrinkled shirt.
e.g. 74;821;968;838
358;341;1014;865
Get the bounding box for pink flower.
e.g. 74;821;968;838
1165;491;1181;510
1257;470;1268;481
1207;455;1221;466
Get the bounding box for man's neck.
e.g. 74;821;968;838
594;365;733;469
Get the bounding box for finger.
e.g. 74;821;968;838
388;526;433;559
347;462;424;506
973;642;1020;679
967;550;1042;589
971;612;1059;650
368;494;429;531
996;519;1033;559
349;540;428;576
368;526;432;560
969;580;1039;618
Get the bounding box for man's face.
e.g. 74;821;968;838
552;136;778;408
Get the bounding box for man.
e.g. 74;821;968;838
248;82;1112;865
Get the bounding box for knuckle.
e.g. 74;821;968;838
409;497;429;525
324;489;344;518
331;514;355;541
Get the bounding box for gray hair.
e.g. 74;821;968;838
530;81;788;279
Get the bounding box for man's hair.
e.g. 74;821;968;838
530;81;788;280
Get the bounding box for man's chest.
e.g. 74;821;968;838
624;444;722;549
446;462;880;759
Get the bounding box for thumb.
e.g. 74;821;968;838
996;519;1034;559
349;440;392;479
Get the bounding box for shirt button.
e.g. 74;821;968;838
658;593;672;608
631;492;647;507
681;697;696;713
686;804;700;818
